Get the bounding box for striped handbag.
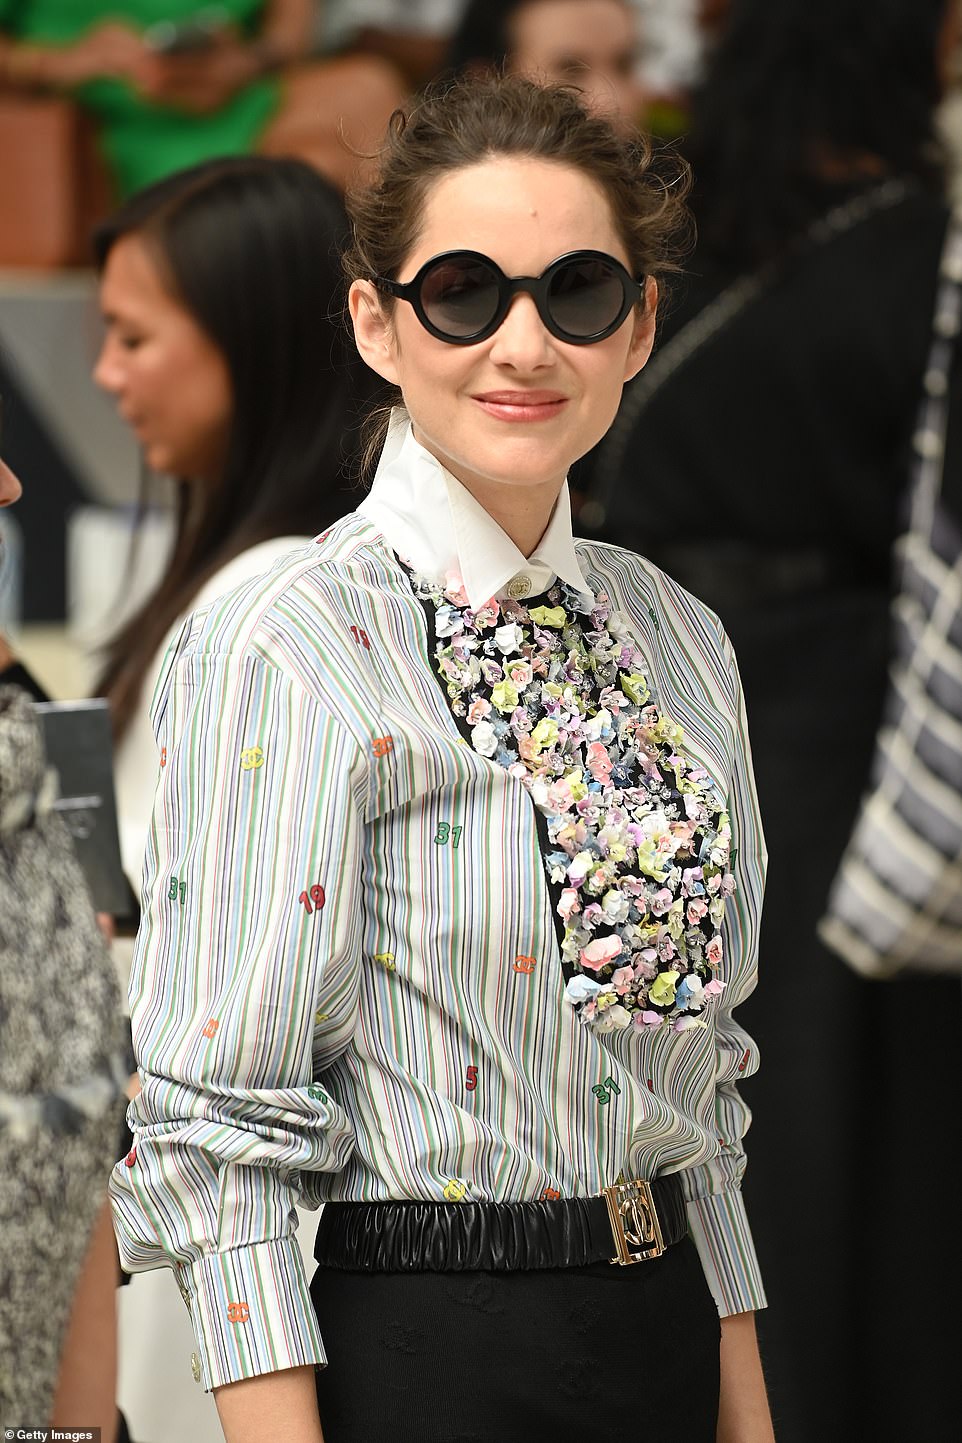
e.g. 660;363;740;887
820;207;962;978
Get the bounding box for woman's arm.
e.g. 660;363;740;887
137;0;316;113
111;631;369;1400
717;1312;776;1443
0;22;145;91
214;1367;325;1443
50;1196;120;1442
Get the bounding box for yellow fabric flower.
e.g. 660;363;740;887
649;970;679;1007
564;769;588;802
491;680;520;713
529;605;568;627
621;673;650;705
531;717;559;750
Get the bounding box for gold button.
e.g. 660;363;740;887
190;1352;202;1383
507;575;531;600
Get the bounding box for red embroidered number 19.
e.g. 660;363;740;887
299;885;326;914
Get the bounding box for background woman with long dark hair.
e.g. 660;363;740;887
92;154;377;1442
576;2;962;1438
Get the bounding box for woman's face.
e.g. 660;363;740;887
351;156;655;514
509;0;643;126
94;234;233;482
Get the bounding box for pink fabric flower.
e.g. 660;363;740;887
580;935;623;971
651;888;674;916
612;965;634;995
558;888;580;922
444;572;469;606
586;740;612;782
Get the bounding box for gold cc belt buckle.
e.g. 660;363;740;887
603;1179;665;1265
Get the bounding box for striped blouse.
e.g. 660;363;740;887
110;430;767;1392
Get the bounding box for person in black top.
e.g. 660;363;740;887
575;3;962;1440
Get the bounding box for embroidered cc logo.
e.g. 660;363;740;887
307;1084;327;1102
201;1018;219;1040
443;1180;468;1202
240;747;265;771
226;1301;250;1324
513;954;537;974
373;952;396;971
160;747;167;768
372;735;394;757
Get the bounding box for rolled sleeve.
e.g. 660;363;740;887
681;636;768;1317
179;1238;323;1391
109;641;369;1388
686;1187;766;1317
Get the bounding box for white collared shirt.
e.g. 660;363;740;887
357;416;593;608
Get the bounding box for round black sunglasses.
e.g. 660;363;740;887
373;249;645;346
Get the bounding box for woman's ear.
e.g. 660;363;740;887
623;277;658;383
349;280;400;385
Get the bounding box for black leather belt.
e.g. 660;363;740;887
314;1176;688;1272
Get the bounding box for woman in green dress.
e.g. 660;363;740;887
0;1;403;196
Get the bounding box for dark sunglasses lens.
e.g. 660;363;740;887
548;257;628;337
420;257;502;338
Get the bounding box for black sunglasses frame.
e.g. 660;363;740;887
373;249;645;346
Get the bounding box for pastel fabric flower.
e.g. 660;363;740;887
470;720;498;757
407;567;736;1032
491;681;520;714
529;605;567;628
580;935;624;972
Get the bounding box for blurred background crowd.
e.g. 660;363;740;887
2;2;962;1441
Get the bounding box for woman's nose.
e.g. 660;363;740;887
0;456;23;507
93;336;124;395
488;292;554;368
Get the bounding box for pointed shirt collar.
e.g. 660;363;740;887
357;416;593;610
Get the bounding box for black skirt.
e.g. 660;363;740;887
311;1235;720;1442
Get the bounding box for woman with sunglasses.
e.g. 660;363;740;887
111;73;773;1443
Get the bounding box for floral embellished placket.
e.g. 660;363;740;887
407;568;736;1036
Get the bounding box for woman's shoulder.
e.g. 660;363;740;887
160;512;405;699
190;534;313;611
575;537;737;702
576;536;727;635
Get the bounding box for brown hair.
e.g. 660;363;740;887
344;71;691;467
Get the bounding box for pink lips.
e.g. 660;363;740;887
473;390;568;423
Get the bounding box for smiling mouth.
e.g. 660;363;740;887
473;392;569;421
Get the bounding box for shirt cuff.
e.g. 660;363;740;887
178;1237;326;1391
686;1188;767;1317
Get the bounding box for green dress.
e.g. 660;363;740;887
0;1;280;196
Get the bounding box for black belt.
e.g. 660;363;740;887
314;1176;687;1272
